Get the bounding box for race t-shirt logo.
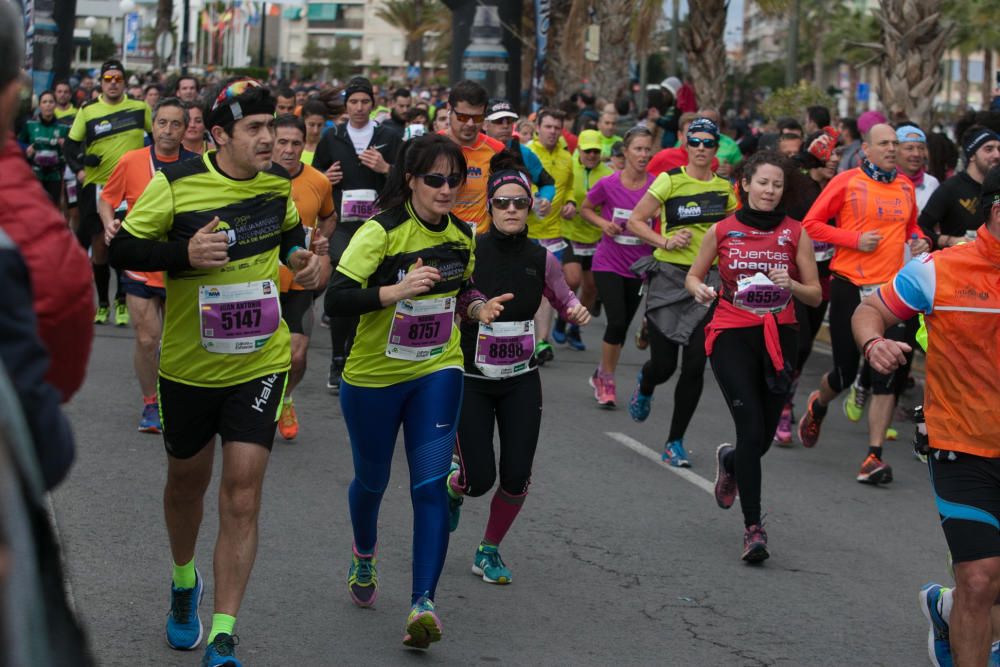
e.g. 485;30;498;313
94;120;113;135
677;202;702;219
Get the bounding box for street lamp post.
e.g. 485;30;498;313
84;16;97;65
119;0;136;70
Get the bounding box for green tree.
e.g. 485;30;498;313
301;39;324;79
91;33;117;62
327;39;359;82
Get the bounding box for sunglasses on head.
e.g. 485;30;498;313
492;196;531;211
211;78;264;112
687;137;718;149
103;73;124;83
453;111;485;124
419;173;463;189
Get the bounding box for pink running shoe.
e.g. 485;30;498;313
773;404;794;447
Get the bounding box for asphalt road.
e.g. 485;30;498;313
57;310;945;666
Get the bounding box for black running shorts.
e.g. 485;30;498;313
158;372;288;459
929;450;1000;563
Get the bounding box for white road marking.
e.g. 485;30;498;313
605;432;719;496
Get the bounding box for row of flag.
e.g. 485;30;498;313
200;1;282;34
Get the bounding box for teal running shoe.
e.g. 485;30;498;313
662;439;691;468
628;372;652;422
403;594;442;649
472;542;512;584
201;633;241;667
166;569;203;650
446;462;463;533
348;546;378;608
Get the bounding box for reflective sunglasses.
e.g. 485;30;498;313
102;73;124;83
420;173;463;188
211;78;264;112
453;111;485;124
687;137;718;149
491;196;531;211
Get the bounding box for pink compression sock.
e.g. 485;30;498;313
483;488;526;546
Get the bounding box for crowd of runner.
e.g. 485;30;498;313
10;37;1000;666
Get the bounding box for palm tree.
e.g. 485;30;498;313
374;0;445;82
154;0;173;70
681;0;728;108
861;0;951;127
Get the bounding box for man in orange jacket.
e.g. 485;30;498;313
797;123;930;484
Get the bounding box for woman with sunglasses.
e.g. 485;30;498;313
326;133;510;649
446;152;590;585
579;125;658;408
623;118;738;467
685;151;821;561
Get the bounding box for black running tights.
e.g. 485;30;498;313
711;325;798;527
639;314;709;443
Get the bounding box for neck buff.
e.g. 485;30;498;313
861;158;896;183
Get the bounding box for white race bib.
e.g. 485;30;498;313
386;297;456;361
733;273;791;315
199;281;282;354
341;189;378;222
474;320;535;378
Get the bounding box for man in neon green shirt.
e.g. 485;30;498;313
65;59;152;326
527;109;576;363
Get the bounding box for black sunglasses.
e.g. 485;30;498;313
419;173;463;189
687;137;718;149
581;148;601;155
491;196;531;210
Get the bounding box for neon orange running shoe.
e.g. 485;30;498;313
278;400;298;441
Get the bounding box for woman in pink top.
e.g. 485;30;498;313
580;126;658;407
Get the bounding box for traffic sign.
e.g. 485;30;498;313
155;31;175;61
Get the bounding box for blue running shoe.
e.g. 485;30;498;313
566;324;586;351
551;318;567;344
403;595;442;649
472;542;512;584
628;373;652;422
201;633;241;667
139;402;162;434
919;583;952;667
662;440;691;468
446;462;463;532
166;569;203;650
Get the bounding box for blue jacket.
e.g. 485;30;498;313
509;140;555;202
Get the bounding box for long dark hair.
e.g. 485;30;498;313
737;150;808;213
377;134;467;211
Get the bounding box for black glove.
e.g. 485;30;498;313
83;154;102;167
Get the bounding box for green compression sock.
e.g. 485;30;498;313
172;558;196;589
209;613;236;643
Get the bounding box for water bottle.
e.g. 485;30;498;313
462;6;509;99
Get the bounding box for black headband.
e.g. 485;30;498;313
487;169;533;214
964;129;1000;159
